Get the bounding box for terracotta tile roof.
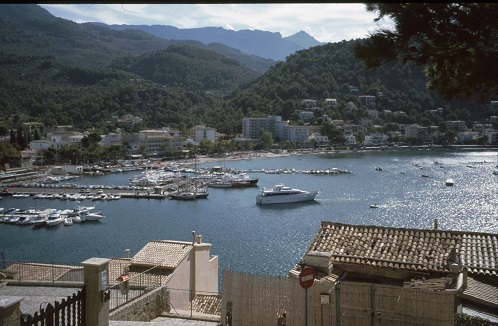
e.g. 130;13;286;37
189;294;222;316
131;240;193;269
462;276;498;307
2;263;80;282
308;221;497;277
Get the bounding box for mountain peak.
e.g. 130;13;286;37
284;31;324;49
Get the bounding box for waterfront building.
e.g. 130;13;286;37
191;125;217;143
122;129;184;156
29;131;85;151
242;116;285;141
101;129;123;147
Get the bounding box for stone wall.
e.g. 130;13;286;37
109;286;170;321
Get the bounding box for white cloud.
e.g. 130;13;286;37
40;3;392;43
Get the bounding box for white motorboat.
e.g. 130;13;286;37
256;184;320;205
445;178;455;186
81;211;105;221
32;214;49;226
170;191;196;200
63;217;73;226
45;213;63;226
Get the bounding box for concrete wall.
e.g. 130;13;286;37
109;286;169;322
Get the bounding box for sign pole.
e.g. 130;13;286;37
304;287;308;326
299;265;315;326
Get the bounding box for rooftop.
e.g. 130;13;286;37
132;240;194;269
307;221;497;277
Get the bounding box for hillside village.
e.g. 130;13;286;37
2;95;497;170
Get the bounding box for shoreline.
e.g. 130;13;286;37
176;144;498;167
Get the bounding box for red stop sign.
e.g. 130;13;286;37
299;266;315;289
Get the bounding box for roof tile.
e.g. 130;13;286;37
308;222;498;276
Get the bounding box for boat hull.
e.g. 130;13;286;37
256;192;319;205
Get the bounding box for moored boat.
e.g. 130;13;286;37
256;184;320;205
445;178;455;186
81;211;105;221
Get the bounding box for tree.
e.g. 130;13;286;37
0;141;18;163
354;3;497;102
259;131;274;150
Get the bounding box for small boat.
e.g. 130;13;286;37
63;217;73;226
445;178;454;186
370;204;380;209
375;167;382;171
256;184;320;205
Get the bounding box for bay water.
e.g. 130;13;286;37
1;149;496;289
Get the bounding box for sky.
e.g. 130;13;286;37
39;3;393;43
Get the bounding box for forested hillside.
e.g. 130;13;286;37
227;40;489;124
0;4;493;141
111;46;259;92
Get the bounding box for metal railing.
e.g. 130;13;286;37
0;260;84;284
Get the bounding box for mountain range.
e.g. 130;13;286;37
91;23;324;62
0;4;487;137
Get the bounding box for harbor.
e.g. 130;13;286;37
1;149;497;290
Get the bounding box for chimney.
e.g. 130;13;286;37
197;234;202;244
192;231;196;244
434;219;439;230
125;249;130;258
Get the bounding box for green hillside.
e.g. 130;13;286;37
227;40;489;124
0;4;493;140
111;46;259;93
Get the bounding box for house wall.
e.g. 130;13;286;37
194;244;218;294
220;271;455;326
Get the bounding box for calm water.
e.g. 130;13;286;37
1;149;497;289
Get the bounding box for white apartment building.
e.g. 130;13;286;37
101;130;123;147
29;131;85;151
283;125;317;143
242;116;286;140
191;125;216;143
122;129;184;155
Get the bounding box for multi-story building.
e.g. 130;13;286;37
359;95;376;106
298;111;314;123
446;120;468;132
122;129;184;156
283;125;318;143
29;131;85;151
300;99;317;108
242;116;286;140
191;125;216;143
101;130;123;147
